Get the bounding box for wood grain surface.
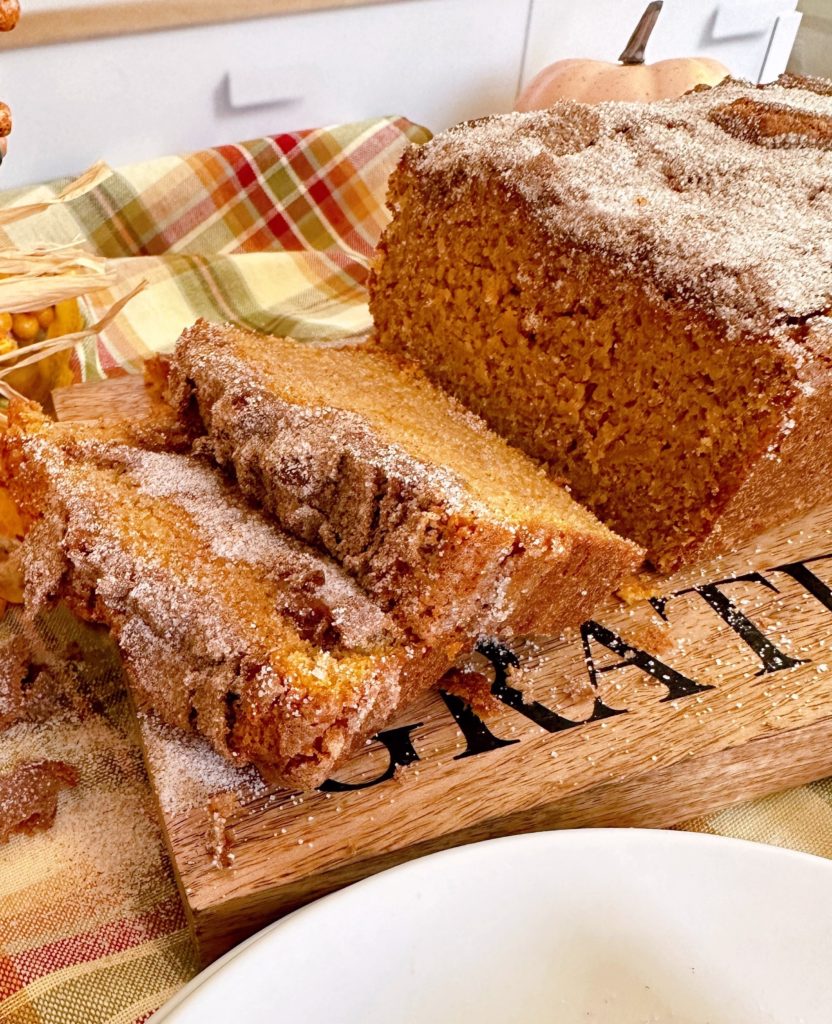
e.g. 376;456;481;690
58;373;832;964
53;375;157;422
0;0;406;51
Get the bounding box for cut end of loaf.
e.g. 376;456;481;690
370;76;832;570
371;177;796;569
169;321;642;641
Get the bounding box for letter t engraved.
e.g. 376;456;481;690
668;573;806;676
775;555;832;614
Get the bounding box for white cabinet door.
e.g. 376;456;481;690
0;0;530;189
522;0;801;92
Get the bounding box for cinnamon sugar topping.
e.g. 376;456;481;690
410;77;832;333
2;409;448;789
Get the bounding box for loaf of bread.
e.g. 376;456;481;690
1;403;451;789
369;75;832;571
166;321;642;644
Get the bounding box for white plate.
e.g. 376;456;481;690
151;828;832;1023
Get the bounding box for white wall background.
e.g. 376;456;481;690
0;0;811;189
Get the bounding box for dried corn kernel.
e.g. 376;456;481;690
0;299;80;405
54;299;83;334
6;347;73;406
36;307;55;329
11;312;39;341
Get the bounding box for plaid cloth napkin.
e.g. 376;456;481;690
1;114;831;1024
0;116;430;379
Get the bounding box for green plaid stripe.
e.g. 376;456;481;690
57;117;430;262
0;116;427;384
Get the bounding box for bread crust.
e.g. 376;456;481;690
370;75;832;569
1;404;451;790
696;316;832;560
167;321;642;639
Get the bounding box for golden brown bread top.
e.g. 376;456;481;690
1;404;407;708
173;320;638;549
397;75;832;341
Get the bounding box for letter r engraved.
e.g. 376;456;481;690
479;639;626;732
440;690;519;760
444;639;630;759
479;638;629;729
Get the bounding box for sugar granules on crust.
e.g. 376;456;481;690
412;77;832;336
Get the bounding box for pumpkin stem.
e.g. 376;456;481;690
618;0;663;65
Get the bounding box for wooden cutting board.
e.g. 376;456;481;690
54;375;832;965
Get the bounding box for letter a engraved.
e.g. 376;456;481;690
581;620;712;701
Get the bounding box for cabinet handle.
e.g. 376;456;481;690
227;65;314;110
758;11;802;82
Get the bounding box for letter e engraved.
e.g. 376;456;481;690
581;620;712;701
320;722;422;792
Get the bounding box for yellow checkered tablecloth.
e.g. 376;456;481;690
1;118;831;1024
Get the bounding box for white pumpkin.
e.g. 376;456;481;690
515;1;730;110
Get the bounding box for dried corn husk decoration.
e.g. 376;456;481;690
0;278;146;413
0;161;111;227
0;161;146;423
0;245;119;311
